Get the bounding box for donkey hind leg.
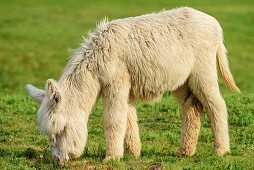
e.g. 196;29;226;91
124;103;141;157
103;82;130;162
172;83;203;157
189;70;230;156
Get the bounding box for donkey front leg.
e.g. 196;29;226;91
103;82;130;162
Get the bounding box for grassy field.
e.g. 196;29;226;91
0;0;254;169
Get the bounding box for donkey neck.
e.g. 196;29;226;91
58;63;101;120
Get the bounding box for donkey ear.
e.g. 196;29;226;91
25;84;45;103
46;79;62;104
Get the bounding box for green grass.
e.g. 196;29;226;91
0;93;254;169
0;0;253;169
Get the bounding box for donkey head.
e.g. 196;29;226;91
25;79;88;164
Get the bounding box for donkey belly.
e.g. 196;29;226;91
128;54;194;102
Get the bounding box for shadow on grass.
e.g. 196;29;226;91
80;145;105;161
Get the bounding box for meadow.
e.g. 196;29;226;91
0;0;253;169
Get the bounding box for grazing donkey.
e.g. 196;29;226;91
26;7;240;163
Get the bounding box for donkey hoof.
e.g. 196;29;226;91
174;147;195;157
103;156;121;163
214;147;230;156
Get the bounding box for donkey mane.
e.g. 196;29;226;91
61;18;111;83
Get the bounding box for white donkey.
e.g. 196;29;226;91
26;7;240;163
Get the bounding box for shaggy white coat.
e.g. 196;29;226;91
26;7;240;162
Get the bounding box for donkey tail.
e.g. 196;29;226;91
216;43;241;93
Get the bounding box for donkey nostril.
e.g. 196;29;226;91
57;157;64;166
